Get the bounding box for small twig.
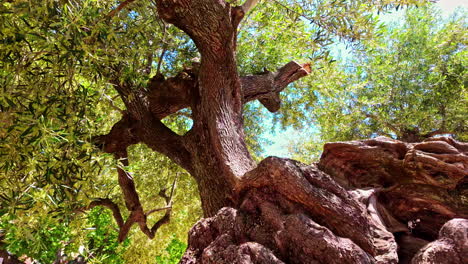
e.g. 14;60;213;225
156;24;169;76
271;0;315;23
168;172;179;206
87;198;125;228
103;93;125;114
108;0;137;17
146;173;178;216
145;206;172;217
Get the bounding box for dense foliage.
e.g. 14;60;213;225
0;207;129;263
286;6;467;163
311;6;467;143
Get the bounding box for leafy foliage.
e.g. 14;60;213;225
155;237;187;264
83;208;130;264
343;6;467;142
287;6;467;157
0;1;200;261
0;207;129;264
0;0;444;262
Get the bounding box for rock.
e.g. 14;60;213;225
319;136;467;189
377;184;465;240
319;136;408;188
395;234;429;264
411;218;468;264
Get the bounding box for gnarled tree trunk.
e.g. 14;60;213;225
181;137;467;264
97;0;311;221
93;1;467;263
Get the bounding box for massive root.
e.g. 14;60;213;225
181;137;467;264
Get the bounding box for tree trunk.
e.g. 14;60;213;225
92;1;468;263
400;128;424;143
186;38;255;216
181;137;468;264
98;1;311;221
156;2;256;216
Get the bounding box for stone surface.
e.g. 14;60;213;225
411;218;468;264
319;136;467;190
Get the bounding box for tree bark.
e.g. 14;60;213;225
151;0;253;216
90;2;468;263
181;137;467;264
107;0;306;216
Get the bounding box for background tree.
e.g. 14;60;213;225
1;0;439;263
295;6;467;148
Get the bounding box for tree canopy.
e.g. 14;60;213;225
306;6;467;144
1;0;462;263
286;6;467;163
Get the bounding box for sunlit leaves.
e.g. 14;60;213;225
0;207;129;264
1;0;451;262
155;237;187;264
348;6;468;141
291;5;466;153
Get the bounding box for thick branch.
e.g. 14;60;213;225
242;61;311;112
144;61;311;117
147;67;198;120
154;0;235;53
94;114;139;154
96;61;309;174
138;119;193;171
116;152;176;241
241;0;261;13
96;82;193;171
87;198;125;228
86;154;176;242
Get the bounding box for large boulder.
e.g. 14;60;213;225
411;218;468;264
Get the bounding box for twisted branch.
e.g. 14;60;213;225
85;155;177;242
108;0;137;17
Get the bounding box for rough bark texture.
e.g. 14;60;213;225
319;136;467;240
181;137;467;264
90;1;467;263
411;218;468;264
89;0;317;230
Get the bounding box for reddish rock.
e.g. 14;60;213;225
411;218;468;264
319;136;467;189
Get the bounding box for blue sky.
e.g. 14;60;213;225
261;0;467;158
